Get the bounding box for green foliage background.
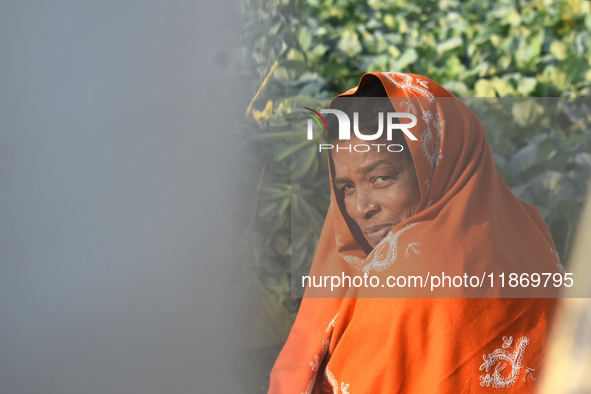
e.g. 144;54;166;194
233;0;591;390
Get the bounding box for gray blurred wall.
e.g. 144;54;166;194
0;1;243;392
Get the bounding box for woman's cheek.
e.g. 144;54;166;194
393;189;418;213
344;196;356;218
383;185;405;204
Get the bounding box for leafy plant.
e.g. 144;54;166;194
232;1;591;389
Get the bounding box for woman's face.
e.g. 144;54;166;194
332;138;422;248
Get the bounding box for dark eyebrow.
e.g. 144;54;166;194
333;158;409;187
333;177;351;186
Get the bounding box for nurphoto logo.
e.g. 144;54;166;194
303;107;418;152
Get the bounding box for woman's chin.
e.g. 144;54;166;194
365;225;394;248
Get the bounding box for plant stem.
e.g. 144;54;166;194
246;60;279;116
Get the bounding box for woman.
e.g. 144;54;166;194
269;72;562;393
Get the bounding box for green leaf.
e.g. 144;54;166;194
444;56;465;79
443;81;470;97
394;48;418;70
515;32;544;67
474;79;496;97
491;77;515;97
508;143;545;176
437;37;464;54
338;28;362;56
550;41;569;60
511;99;545;127
292;144;318;179
517;77;538;96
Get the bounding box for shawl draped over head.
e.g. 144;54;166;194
269;72;562;393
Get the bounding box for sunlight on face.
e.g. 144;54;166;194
332;138;422;248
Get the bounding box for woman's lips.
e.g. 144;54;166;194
363;224;393;243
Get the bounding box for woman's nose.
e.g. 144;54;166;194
355;189;378;220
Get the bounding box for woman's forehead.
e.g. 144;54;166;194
332;144;411;176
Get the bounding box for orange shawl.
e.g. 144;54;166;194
269;73;561;393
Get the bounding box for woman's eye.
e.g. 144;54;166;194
340;184;354;194
374;176;394;187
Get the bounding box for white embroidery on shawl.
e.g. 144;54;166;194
324;368;339;393
302;378;315;394
384;72;434;102
420;117;444;168
502;336;513;349
432;112;445;163
310;356;320;372
309;338;331;372
341;382;350;394
405;242;420;257
424;179;433;206
320;369;350;393
416;78;429;89
302;315;339;393
433;112;446;133
400;99;418;115
337;235;366;269
342;255;365;270
326;313;339;332
422;109;433;123
550;247;566;273
479;336;531;388
382;72;444;170
362;222;418;274
424;179;431;195
523;367;536;382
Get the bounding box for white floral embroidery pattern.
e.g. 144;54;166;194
302;318;348;394
523;368;536;382
384;72;434;102
302;378;314;394
419;113;445;168
341;382;350;394
383;72;444;170
310;355;321;371
321;338;330;353
308;338;331;372
325;368;339;392
502;336;513;349
326;313;339;332
336;235;366;269
319;374;351;394
416;78;430;90
405;242;421;258
302;315;339;393
479;336;531;388
341;255;365;270
362;222;418;274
